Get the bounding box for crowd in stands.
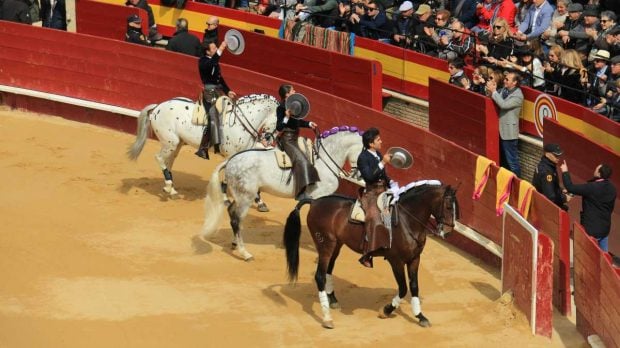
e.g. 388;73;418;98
216;0;618;121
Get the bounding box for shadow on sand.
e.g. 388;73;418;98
119;172;208;202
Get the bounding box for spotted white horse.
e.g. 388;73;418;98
127;94;279;196
201;126;365;261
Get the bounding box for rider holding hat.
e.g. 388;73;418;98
357;127;393;268
196;40;237;159
275;84;319;201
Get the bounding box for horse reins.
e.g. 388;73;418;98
397;189;456;237
229;99;261;141
314;128;354;180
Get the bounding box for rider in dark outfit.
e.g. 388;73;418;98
357;127;392;268
196;40;237;159
275;84;319;201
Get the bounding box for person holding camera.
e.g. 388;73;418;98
351;0;390;40
392;1;415;48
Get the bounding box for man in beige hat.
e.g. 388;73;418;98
586;49;612;107
409;4;434;53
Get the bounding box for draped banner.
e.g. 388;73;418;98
283;20;352;55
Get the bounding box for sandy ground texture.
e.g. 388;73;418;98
0;108;586;348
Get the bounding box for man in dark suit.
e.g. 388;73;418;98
166;18;202;57
357;127;392;268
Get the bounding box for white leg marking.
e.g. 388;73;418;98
411;296;421;316
391;294;401;308
325;274;334;294
318;291;332;321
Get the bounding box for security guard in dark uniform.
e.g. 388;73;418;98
125;15;149;46
196;40;237;159
532;143;569;211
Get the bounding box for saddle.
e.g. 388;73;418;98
274;137;315;168
349;191;394;224
191;96;232;126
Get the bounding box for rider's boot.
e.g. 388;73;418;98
195;127;210;160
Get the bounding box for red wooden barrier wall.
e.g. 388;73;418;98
76;1;149;40
574;223;620;347
0;21;201;111
527;194;571;315
74;0;381;110
428;78;499;164
218;25;383;110
544;119;620;257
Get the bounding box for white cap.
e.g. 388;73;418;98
399;1;413;12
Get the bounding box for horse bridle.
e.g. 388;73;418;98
227;99;262;141
314;128;356;180
398;188;457;238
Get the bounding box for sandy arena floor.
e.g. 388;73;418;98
0;108;586;347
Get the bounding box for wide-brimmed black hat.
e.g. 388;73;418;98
285;93;310;119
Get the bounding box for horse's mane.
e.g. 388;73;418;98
319;125;363;139
315;194;356;202
398;182;443;203
235;94;279;105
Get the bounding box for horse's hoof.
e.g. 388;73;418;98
378;307;394;319
329;302;340;309
257;202;270;212
243;256;254;262
419;319;432;327
322;320;334;329
416;313;432;327
231;243;237;250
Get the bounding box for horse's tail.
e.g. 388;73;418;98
284;199;313;283
201;160;228;238
127;104;157;161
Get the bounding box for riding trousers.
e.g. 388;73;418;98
203;84;225;146
360;182;391;256
280;130;319;196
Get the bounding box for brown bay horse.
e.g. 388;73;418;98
283;183;459;329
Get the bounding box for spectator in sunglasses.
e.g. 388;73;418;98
351;0;390;40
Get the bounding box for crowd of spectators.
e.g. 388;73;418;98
235;0;619;122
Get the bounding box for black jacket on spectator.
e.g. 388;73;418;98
2;0;32;23
411;15;435;53
486;38;514;60
41;0;66;30
449;0;477;28
562;172;616;239
360;9;391;40
544;62;563;94
557;68;586;104
533;156;567;210
203;28;218;44
126;0;155;28
166;28;202;57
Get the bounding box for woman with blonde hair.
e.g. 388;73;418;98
557;49;587;104
477;18;514;62
544;44;565;94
